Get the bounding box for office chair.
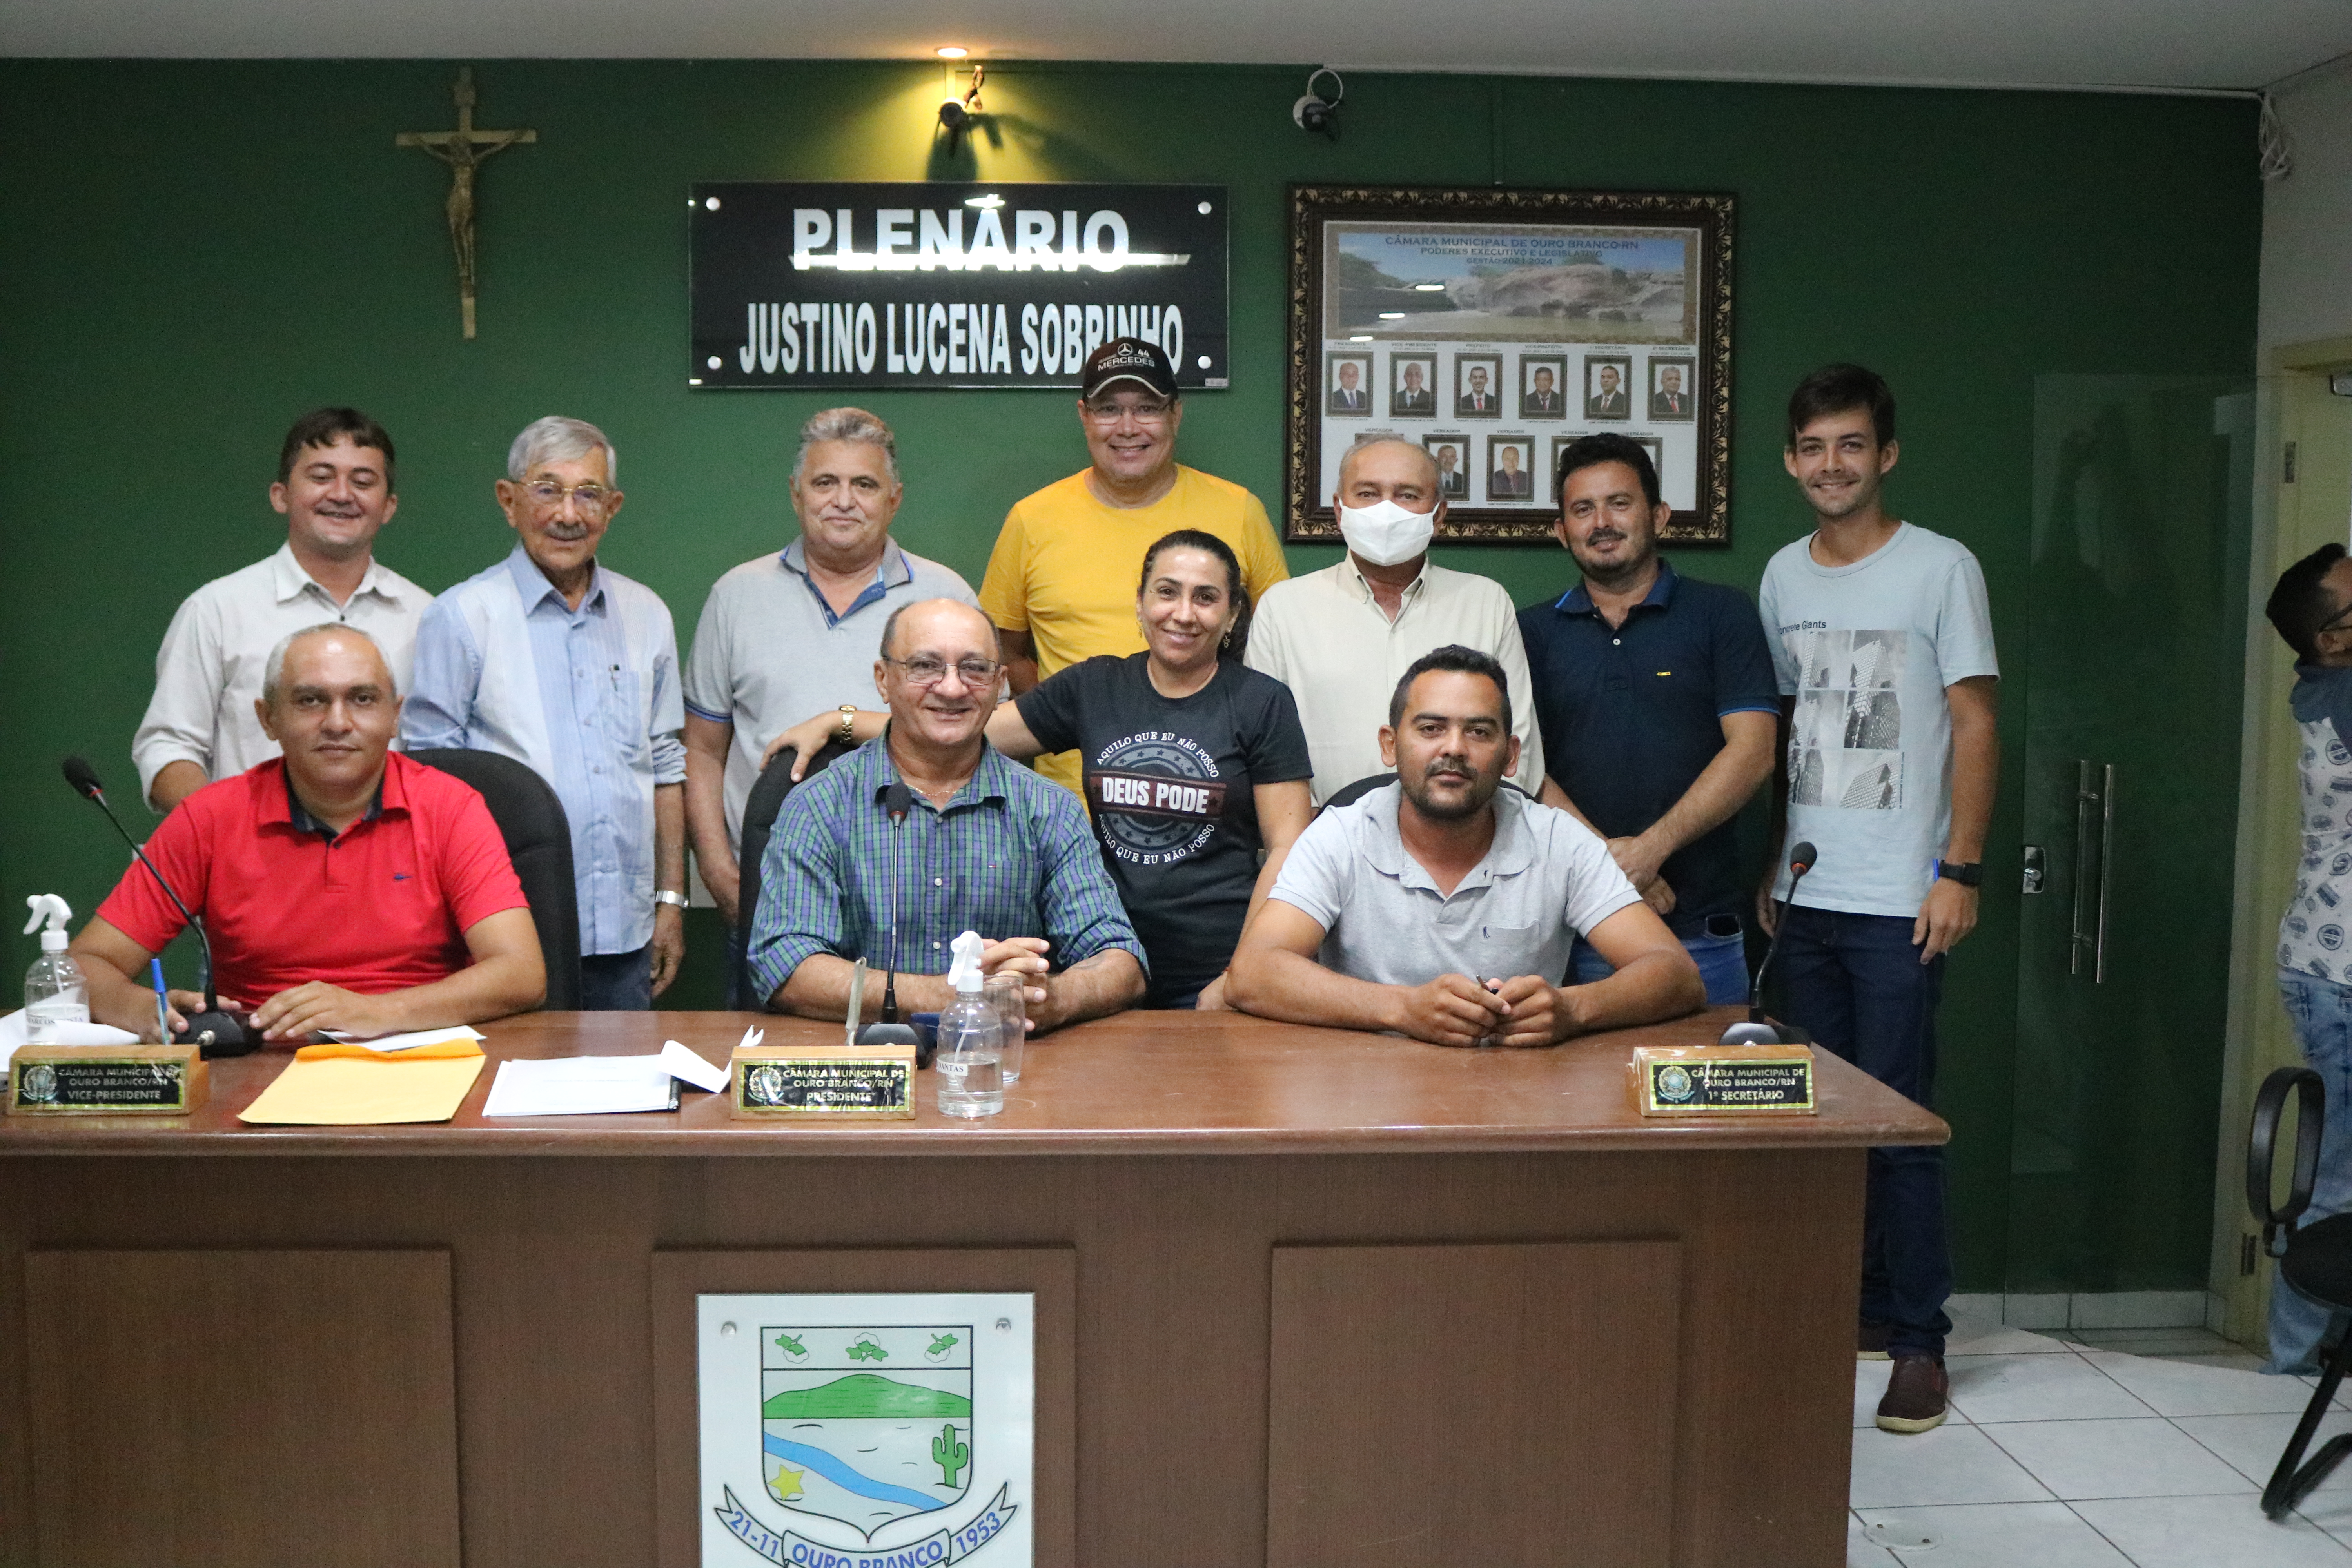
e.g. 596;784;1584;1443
1323;772;1398;809
1322;772;1534;810
2248;1064;2352;1519
734;739;849;1005
406;749;583;1011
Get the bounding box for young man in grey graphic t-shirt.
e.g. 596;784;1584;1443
1757;365;1999;1439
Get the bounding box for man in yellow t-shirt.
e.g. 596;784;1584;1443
980;337;1291;793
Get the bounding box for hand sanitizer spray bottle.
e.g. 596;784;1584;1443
22;895;87;1043
935;929;1005;1118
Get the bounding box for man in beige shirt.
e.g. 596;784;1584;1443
134;408;426;812
1247;437;1543;803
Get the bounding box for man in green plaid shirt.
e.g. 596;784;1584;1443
749;599;1147;1031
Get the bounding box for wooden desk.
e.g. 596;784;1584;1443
0;1006;1944;1568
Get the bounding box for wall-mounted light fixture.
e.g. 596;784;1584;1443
938;62;986;151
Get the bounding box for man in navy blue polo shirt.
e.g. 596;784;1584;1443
1519;434;1779;1004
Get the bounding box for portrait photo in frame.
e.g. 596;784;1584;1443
1521;355;1568;421
1423;434;1472;501
1486;435;1536;503
1650;356;1697;421
1326;352;1375;417
1454;353;1504;418
1286;184;1734;543
1584;354;1634;421
1389;353;1439;419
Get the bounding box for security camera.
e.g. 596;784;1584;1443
1292;66;1343;140
939;96;971;132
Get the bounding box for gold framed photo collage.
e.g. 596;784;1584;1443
1285;184;1734;544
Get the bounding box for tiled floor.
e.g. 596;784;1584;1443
1847;1301;2352;1566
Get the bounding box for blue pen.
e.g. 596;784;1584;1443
149;958;169;1040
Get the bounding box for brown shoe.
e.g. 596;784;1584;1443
1875;1353;1948;1434
1858;1321;1892;1361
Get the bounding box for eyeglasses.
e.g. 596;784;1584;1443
884;655;1002;688
1082;398;1174;424
522;481;615;514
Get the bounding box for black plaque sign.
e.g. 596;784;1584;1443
1632;1047;1816;1116
689;181;1229;390
734;1053;915;1118
11;1055;192;1113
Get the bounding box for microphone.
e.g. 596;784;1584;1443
856;779;926;1062
1720;840;1817;1047
62;757;261;1057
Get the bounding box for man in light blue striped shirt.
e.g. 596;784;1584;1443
404;416;688;1009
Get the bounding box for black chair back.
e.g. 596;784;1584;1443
406;748;582;1011
2244;1063;2352;1518
2251;1065;2327;1260
736;739;851;1004
1322;772;1397;809
1321;771;1531;810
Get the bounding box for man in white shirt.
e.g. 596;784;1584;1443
1228;645;1700;1044
403;416;688;1010
1757;363;1999;1437
1247;436;1543;802
134;408;426;813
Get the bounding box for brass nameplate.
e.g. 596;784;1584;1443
8;1044;209;1116
1630;1044;1815;1116
731;1043;916;1120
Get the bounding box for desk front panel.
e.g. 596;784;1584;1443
0;1142;1861;1568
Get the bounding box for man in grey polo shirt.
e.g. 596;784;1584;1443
1228;645;1702;1046
682;407;977;929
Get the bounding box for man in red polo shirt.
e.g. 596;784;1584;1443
72;624;545;1042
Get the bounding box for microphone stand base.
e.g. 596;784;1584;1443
856;1022;931;1067
176;1011;264;1058
1718;1018;1814;1048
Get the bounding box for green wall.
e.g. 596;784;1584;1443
0;60;2260;1290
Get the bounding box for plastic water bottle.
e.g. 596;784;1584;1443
22;894;88;1043
935;930;1005;1119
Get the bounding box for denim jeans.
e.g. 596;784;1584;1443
579;945;655;1011
1570;913;1750;1006
1779;903;1953;1358
2268;969;2352;1374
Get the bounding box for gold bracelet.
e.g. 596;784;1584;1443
836;704;858;746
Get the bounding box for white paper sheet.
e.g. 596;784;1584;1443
481;1055;681;1117
0;1008;143;1067
319;1025;487;1052
659;1040;731;1094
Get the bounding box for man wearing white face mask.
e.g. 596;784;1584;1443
1247;436;1544;803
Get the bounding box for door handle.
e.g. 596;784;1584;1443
2022;845;2045;894
2093;762;2115;984
2070;761;2099;975
2068;761;2115;983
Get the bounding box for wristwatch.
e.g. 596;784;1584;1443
1934;860;1983;888
835;704;859;746
653;890;689;910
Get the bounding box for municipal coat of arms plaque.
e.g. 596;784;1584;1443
699;1293;1033;1566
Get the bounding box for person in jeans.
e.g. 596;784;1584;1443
1757;365;1999;1435
2259;541;2352;1373
1519;432;1778;1005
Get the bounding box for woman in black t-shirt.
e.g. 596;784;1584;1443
765;531;1313;1007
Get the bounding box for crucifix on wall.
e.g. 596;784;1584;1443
397;67;536;339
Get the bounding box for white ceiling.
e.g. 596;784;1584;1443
4;0;2346;94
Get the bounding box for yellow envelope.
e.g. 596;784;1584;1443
238;1042;486;1125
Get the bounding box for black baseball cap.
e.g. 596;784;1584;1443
1081;338;1179;400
